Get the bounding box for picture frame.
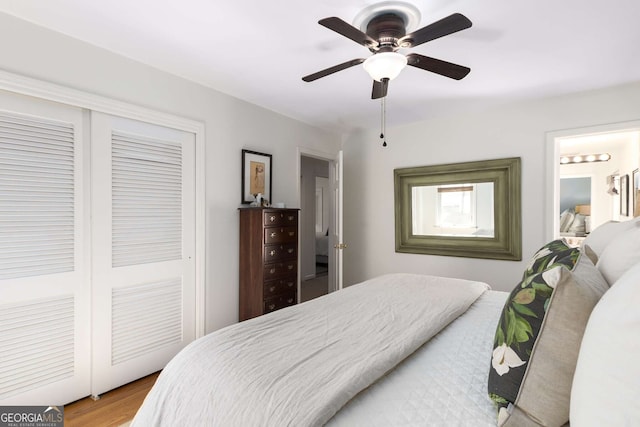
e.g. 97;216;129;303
241;149;272;204
620;174;629;216
633;168;640;217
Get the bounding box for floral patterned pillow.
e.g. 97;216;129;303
520;239;575;279
488;243;580;421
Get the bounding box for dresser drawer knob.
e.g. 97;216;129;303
287;298;293;304
288;231;295;237
287;248;294;254
287;282;294;287
270;268;276;274
270;250;276;256
270;232;277;238
268;304;276;310
269;215;276;222
287;265;293;270
287;215;294;221
269;286;276;292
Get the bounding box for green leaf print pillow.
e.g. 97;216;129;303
488;243;608;427
520;239;575;279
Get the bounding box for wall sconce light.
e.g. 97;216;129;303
560;153;611;164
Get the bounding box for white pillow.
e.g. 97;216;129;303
596;226;640;285
568;213;586;233
582;219;638;257
559;209;575;232
570;262;640;426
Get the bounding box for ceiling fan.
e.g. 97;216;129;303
302;4;472;99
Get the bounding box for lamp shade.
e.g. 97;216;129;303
363;52;408;81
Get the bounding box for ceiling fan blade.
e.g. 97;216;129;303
371;78;389;99
319;17;378;48
399;13;472;48
302;58;365;82
406;53;470;80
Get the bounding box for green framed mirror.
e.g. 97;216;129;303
394;157;522;260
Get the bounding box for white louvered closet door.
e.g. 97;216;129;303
0;91;89;405
90;112;196;396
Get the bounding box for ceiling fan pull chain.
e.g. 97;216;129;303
380;96;387;147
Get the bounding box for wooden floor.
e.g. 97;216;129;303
64;372;160;427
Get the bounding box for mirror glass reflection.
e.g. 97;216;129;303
411;182;495;237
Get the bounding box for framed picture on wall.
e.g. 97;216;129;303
620;174;629;216
241;149;272;204
633;168;640;217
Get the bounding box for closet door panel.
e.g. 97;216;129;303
90;112;195;396
0;90;90;405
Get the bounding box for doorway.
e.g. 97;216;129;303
546;122;640;241
300;155;330;302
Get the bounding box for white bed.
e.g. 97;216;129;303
132;274;494;426
328;290;505;427
133;219;640;427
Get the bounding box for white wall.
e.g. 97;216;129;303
3;12;640;319
343;81;640;291
0;13;340;332
618;134;640;220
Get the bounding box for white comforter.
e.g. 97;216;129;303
132;273;489;427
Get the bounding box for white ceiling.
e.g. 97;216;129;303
1;0;639;134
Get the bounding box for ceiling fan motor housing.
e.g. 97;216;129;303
366;13;407;50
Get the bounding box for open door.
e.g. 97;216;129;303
328;150;344;292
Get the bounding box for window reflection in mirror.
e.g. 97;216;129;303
411;182;495;237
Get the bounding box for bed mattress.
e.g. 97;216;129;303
327;290;507;426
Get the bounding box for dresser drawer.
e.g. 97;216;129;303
263;292;296;314
264;278;296;297
264;227;297;244
264;244;297;262
263;261;297;280
264;211;297;227
239;208;299;321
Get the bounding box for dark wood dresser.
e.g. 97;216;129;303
239;207;299;321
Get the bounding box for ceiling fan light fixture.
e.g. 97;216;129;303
363;52;407;81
